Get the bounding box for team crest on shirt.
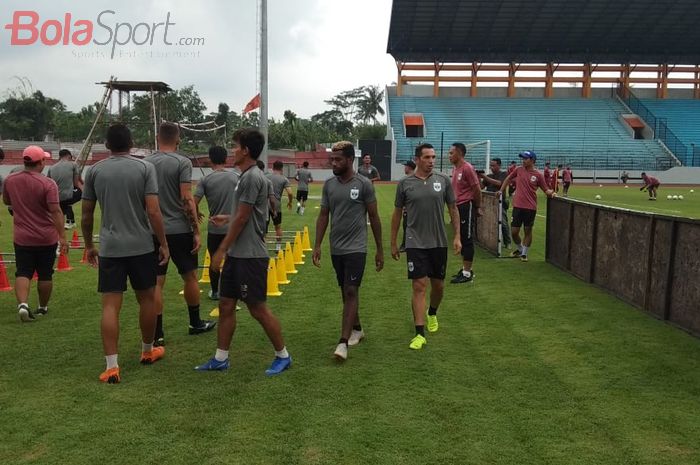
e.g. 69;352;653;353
433;182;442;192
408;261;415;272
530;175;537;183
350;187;359;200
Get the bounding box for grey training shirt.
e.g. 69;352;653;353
395;172;455;249
82;156;159;258
296;168;312;191
147;151;193;234
321;174;376;255
47;160;79;201
267;172;290;211
194;169;239;235
227;165;269;259
358;164;379;180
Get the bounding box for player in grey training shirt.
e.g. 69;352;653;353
196;128;292;376
267;160;293;250
294;161;313;215
313;141;384;362
194;146;239;300
47;149;83;229
358;154;380;182
390;143;461;351
148;122;215;346
81;123;170;384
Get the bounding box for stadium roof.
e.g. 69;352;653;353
387;0;700;64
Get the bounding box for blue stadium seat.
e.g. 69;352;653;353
388;96;674;170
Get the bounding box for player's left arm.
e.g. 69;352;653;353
367;201;384;271
285;187;293;209
539;174;555;197
312;206;330;267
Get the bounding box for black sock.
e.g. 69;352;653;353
188;305;201;326
428;306;438;316
210;271;220;293
339;338;348;345
352;324;362;331
415;325;425;337
155;314;163;339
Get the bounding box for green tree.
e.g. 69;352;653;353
356;86;385;124
0;90;65;140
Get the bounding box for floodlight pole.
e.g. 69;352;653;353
259;0;269;164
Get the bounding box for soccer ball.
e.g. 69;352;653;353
624;185;629;188
679;195;684;200
673;195;679;200
667;195;673;200
595;194;601;200
599;184;604;187
691;189;695;193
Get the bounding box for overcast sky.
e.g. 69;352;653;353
0;0;397;119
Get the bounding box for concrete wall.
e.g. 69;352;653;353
546;197;700;337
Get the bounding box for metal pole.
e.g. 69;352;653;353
440;131;444;173
259;0;269;164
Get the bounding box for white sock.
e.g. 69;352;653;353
521;246;529;256
517;244;523;253
106;354;119;369
462;269;472;277
142;341;153;353
275;347;290;359
18;302;28;310
215;348;229;362
300;207;305;215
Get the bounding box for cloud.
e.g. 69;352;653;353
0;0;395;119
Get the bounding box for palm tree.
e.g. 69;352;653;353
356;86;385;124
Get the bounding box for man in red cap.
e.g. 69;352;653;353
3;146;68;322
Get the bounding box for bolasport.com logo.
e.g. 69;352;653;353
2;10;205;59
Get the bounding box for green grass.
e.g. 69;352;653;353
1;183;699;465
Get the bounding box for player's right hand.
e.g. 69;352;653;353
391;243;400;261
85;246;99;268
158;245;170;266
211;249;225;272
312;248;321;268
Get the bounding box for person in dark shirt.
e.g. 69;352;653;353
479;157;511;248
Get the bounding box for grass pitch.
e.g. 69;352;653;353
0;183;699;465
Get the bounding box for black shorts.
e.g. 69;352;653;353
563;181;571;189
406;248;447;280
458;202;475;258
98;252;158;293
270;210;282;226
153;233;198;276
219;256;268;304
511;207;537;228
207;233;226;258
14;243;57;281
296;190;308;201
331;253;367;287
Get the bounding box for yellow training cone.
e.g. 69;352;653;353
267;258;282;297
199;250;211;283
209;307;219;317
276;252;290;285
295;232;306;258
285;243;298;274
293;234;305;265
302;226;312;251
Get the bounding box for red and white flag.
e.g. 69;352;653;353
243;93;261;114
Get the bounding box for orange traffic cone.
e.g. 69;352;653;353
80;248;89;264
0;260;12;291
56;250;73;272
71;230;80;248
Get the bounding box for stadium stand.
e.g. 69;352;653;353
388;96;675;171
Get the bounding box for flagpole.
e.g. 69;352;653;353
259;0;269;164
